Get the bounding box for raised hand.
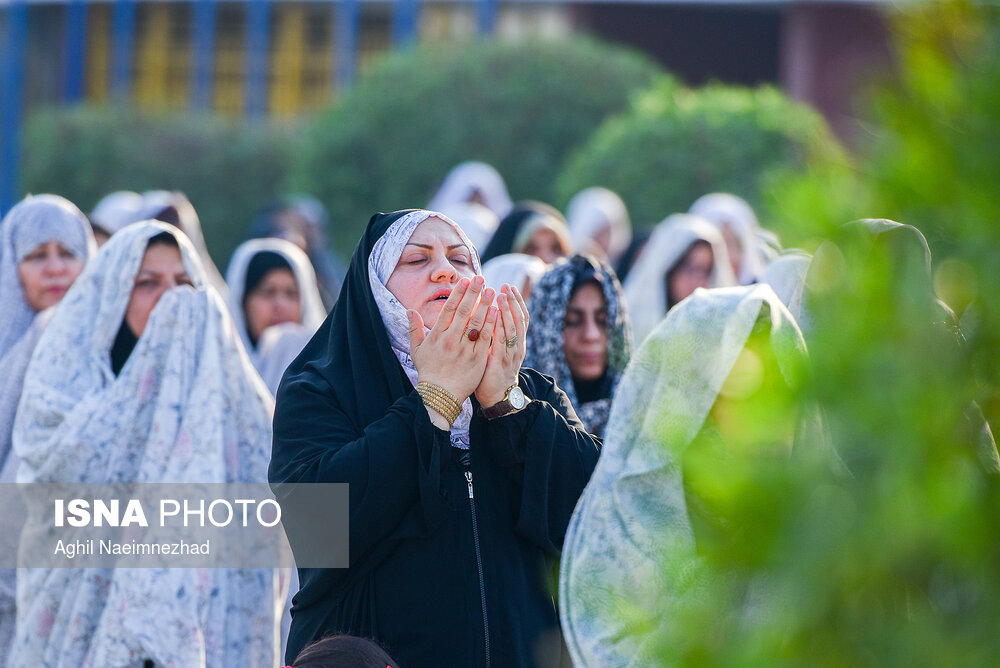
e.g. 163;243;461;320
475;283;528;409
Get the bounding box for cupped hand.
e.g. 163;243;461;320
408;275;499;405
475;283;529;408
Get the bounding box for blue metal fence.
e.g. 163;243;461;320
0;0;501;215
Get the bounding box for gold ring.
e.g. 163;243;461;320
504;335;518;348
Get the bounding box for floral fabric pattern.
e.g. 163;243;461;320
524;254;632;437
10;222;283;668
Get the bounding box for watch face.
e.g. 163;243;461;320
508;386;526;409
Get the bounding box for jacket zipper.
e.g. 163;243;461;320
464;466;491;668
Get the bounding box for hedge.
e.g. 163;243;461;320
554;78;848;236
21;107;294;267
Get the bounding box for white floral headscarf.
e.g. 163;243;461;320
10;221;284;668
367;210;482;449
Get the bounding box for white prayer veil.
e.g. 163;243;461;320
367;209;482;449
225;237;327;392
481;253;548;298
559;284;808;668
0;194;96;358
689;192;765;285
10;221;283;668
623;213;736;346
90;190;145;236
428;161;513;219
566;187;633;264
760;249;812;324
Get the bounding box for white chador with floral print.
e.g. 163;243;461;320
10;222;285;667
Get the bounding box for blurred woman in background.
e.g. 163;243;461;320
480;201;572;265
624;213;735;345
481;252;548;302
248;196;347;309
9;222;284;667
525;254;632;438
226;238;326;393
688;192;766;285
565;187;633;269
89;190;145;247
0;194;96;657
428;161;513;219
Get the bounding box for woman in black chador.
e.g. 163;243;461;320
270;209;601;667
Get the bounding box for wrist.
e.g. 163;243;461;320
416;381;462;428
424;406;453;430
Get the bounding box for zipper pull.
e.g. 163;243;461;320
464;470;474;499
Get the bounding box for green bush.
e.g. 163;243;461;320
292;38;664;253
21;107;294;267
554;79;847;235
639;4;1000;665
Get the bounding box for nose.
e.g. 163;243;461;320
582;316;603;341
42;253;69;276
430;253;458;283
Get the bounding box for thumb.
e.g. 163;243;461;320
407;309;426;349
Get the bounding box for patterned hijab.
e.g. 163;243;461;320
367;210;482;449
10;221;282;667
525;254;632;437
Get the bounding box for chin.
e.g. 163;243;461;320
421;303;445;328
572;365;605;381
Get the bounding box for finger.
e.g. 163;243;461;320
479;305;500;358
466;287;495;349
510;285;530;330
503;285;527;340
449;275;485;337
434;277;470;332
497;291;517;358
406;309;426;350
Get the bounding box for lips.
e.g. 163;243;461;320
429;288;452;302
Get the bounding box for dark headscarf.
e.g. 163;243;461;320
243;250;293;298
272;211;415;440
524;254;632;437
479;201;569;263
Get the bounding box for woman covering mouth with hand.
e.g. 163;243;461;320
270;209;601;668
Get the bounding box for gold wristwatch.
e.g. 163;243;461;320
480;384;528;420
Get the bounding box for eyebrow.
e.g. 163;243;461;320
404;243;468;251
566;306;609;314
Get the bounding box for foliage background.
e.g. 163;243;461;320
554;80;847;231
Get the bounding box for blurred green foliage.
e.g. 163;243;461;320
21;107;294;267
292;38;663;253
637;3;1000;666
554;80;847;230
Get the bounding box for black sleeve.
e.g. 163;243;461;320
269;375;452;570
480;369;601;555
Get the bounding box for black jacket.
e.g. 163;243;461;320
269;211;600;667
